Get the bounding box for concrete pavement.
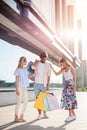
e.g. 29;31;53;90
0;92;87;130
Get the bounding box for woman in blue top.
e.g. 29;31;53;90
14;56;30;122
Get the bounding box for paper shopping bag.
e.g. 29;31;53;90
34;92;49;111
44;96;50;111
47;95;59;110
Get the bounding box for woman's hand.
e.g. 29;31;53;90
73;84;76;92
16;88;20;96
73;87;76;92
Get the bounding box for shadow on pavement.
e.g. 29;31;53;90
3;121;73;130
0;121;15;130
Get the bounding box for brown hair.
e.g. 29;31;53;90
40;51;48;59
17;56;26;68
60;58;66;63
60;58;70;66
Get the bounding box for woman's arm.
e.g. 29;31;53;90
71;67;76;92
28;73;36;79
50;64;64;75
15;76;20;96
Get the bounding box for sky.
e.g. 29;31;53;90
0;39;38;82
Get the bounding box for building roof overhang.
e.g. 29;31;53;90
0;0;80;67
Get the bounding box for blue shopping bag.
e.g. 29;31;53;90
44;97;50;111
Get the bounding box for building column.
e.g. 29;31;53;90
62;0;67;41
55;0;62;37
55;0;67;42
67;5;74;54
62;0;67;33
76;19;84;88
77;19;82;60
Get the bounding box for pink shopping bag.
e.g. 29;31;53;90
47;95;59;110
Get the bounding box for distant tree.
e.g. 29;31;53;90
6;82;15;87
29;82;34;87
0;80;6;87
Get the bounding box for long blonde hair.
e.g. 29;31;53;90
60;58;70;67
17;56;26;68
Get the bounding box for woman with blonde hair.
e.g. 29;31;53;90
14;56;29;122
51;58;78;122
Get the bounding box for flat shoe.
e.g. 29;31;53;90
19;119;26;122
14;119;20;123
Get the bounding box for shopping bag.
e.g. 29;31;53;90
34;92;49;111
47;95;59;110
44;96;50;111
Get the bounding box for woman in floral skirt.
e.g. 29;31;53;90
51;58;78;122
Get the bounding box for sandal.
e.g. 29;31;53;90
19;114;26;122
19;119;26;122
14;115;20;123
14;119;20;123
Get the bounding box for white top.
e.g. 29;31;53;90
14;68;29;87
32;62;51;86
63;68;73;81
